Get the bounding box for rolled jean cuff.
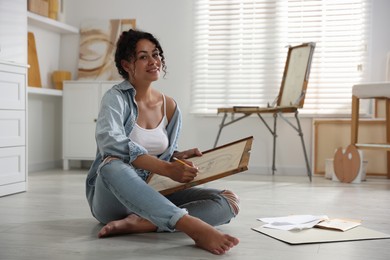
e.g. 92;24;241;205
157;208;188;232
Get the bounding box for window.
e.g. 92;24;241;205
191;0;371;115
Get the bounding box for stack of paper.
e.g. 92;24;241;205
258;215;328;231
258;215;362;232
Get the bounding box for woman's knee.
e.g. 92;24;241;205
220;190;240;216
99;157;131;177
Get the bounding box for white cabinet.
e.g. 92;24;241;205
0;0;28;196
0;61;28;196
62;81;119;169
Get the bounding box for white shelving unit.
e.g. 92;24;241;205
27;11;79;97
27;11;78;34
28;87;63;97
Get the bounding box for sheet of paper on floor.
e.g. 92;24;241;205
257;215;329;231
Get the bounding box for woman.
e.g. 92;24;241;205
86;29;240;255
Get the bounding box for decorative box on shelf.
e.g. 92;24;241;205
28;0;49;17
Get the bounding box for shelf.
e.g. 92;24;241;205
28;87;63;97
27;11;79;34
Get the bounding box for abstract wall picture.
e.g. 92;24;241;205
78;19;136;80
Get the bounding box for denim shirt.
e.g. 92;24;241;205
86;80;182;204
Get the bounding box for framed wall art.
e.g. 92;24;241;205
78;19;136;80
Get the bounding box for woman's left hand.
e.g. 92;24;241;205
172;148;202;160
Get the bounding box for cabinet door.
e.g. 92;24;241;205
0;68;26;110
0;110;26;147
0;146;26;186
63;83;99;159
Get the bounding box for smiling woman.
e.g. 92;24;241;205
85;29;241;255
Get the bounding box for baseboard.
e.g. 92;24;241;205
247;165;310;176
28;160;62;173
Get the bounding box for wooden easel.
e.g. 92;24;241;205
214;43;316;181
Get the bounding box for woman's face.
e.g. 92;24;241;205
125;39;162;83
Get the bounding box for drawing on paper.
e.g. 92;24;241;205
147;137;253;194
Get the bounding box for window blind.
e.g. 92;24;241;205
191;0;371;115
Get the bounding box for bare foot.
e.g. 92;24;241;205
98;214;157;238
176;215;239;255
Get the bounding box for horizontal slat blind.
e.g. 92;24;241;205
191;0;370;115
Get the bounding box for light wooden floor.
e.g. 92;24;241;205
0;169;389;260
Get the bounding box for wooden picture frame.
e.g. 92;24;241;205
147;136;253;195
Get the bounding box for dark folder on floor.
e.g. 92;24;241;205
252;226;390;245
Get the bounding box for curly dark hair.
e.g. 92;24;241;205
115;29;167;80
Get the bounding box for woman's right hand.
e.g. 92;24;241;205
131;154;198;183
168;159;198;183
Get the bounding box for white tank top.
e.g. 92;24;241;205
129;94;169;156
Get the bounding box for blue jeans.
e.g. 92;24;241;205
90;159;236;232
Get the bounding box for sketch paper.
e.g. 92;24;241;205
147;136;253;195
258;215;328;231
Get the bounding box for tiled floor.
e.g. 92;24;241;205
1;169;389;260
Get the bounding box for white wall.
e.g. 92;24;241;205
28;95;62;171
29;0;390;175
0;0;27;64
369;0;390;82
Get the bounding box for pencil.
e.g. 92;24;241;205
173;157;201;174
172;157;191;167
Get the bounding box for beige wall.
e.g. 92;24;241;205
314;119;387;176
